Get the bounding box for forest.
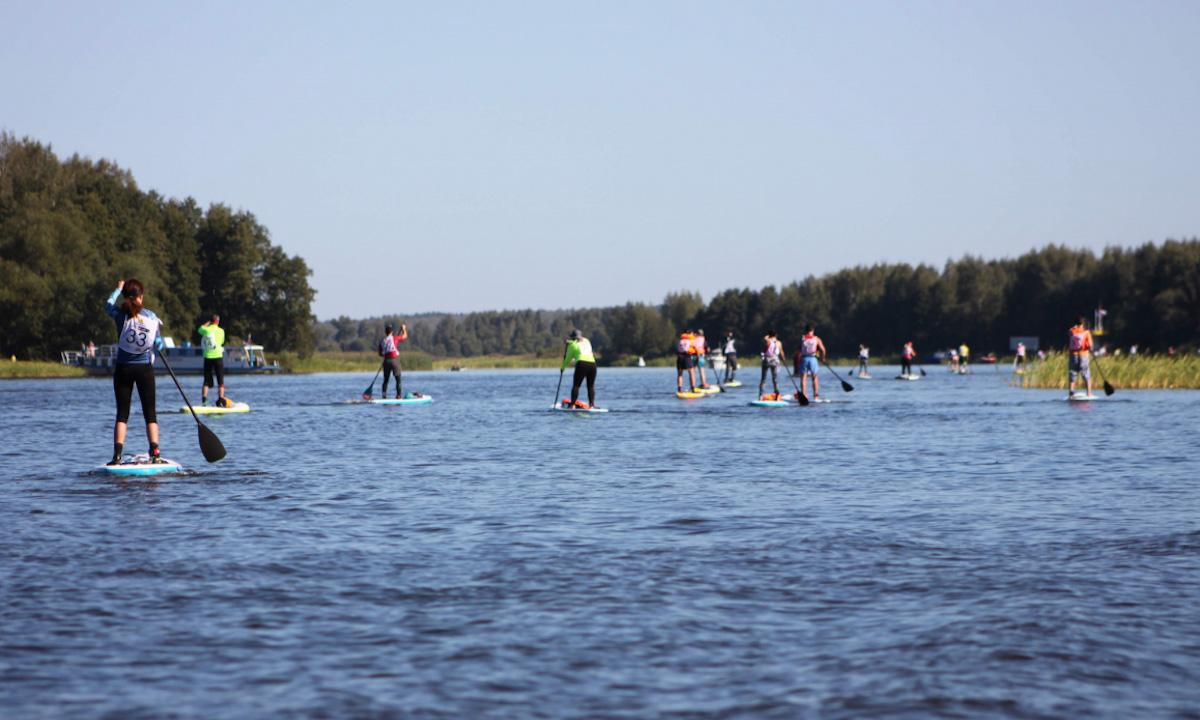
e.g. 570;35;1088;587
3;133;1197;364
322;240;1200;361
0;134;316;360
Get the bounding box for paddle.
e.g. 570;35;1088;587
705;343;725;392
362;363;383;400
782;358;810;406
1089;350;1116;396
822;357;854;392
160;352;226;463
552;342;568;408
919;366;927;377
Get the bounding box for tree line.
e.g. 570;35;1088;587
324;241;1200;361
0;134;316;360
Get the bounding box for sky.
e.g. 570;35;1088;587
4;1;1198;319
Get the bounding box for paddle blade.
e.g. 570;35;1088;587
1104;381;1115;396
794;391;809;406
919;367;927;376
197;422;226;463
841;380;854;392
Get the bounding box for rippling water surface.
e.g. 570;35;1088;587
2;367;1199;719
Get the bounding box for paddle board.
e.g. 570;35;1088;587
552;404;609;413
1065;394;1099;402
722;381;743;387
895;375;920;381
695;385;721;394
95;455;182;476
369;394;433;405
750;399;789;407
856;374;871;379
182;402;250;414
676;391;706;399
808;397;832;403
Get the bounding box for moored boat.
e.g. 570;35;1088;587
61;338;280;376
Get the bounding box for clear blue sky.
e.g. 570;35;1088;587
4;1;1198;319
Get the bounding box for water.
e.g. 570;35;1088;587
2;367;1199;719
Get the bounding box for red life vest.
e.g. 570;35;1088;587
1069;328;1090;354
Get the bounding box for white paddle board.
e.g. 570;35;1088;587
722;380;743;387
552;404;609;413
750;397;789;407
182;402;250;414
369;394;433;405
95;456;182;476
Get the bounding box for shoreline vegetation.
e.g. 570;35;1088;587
1013;354;1200;390
9;353;1200;388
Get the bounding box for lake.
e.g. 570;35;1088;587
2;366;1198;719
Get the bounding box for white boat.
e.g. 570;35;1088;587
61;338;280;376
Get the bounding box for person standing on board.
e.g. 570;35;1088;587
1068;317;1095;398
795;324;827;400
958;343;970;372
378;323;408;399
857;344;870;377
197;315;228;407
758;330;783;399
676;330;698;393
901;341;915;377
694;329;712;388
1015;342;1027;371
562;329;598;409
723;332;738;383
105;279;166;465
948;347;959;372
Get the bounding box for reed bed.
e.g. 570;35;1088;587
1015;354;1200;390
277;351;434;373
0;360;88;379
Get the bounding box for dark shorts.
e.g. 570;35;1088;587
676;353;695;370
203;357;225;388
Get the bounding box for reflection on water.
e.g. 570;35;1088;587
2;368;1199;718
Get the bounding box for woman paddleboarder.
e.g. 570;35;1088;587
105;279;167;465
562;329;598;409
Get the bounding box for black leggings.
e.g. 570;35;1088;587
571;361;597;404
203;357;225;388
382;356;403;397
114;363;157;424
901;358;912;375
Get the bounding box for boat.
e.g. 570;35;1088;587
61;338;280;376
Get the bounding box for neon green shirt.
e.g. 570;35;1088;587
562;338;595;369
197;324;226;359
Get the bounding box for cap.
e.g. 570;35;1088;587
569;329;582;340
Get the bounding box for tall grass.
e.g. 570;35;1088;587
432;355;561;370
0;360;88;379
1016;354;1200;390
276;351;433;373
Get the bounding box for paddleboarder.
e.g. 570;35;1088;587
795;324;827;400
857;344;870;377
901;341;915;377
676;331;698;393
958;343;970;373
1068;316;1095;398
758;330;783;399
378;323;408;399
723;332;738;382
562;329;598;409
105;279;166;465
197;314;228;407
1015;342;1027;372
694;330;712;388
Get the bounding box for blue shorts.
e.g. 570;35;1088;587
800;356;819;375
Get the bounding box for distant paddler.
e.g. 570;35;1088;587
857;344;870;377
675;330;698;394
561;329;598;409
758;329;783;400
1014;342;1027;372
197;314;229;407
794;324;827;401
901;341;915;377
105;279;167;465
694;329;713;389
958;343;970;372
1068;316;1096;399
378;323;408;399
722;332;738;383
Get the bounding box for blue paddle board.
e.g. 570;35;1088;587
1065;394;1099;402
95;456;183;476
369;394;433;405
750;398;790;407
552;404;609;413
